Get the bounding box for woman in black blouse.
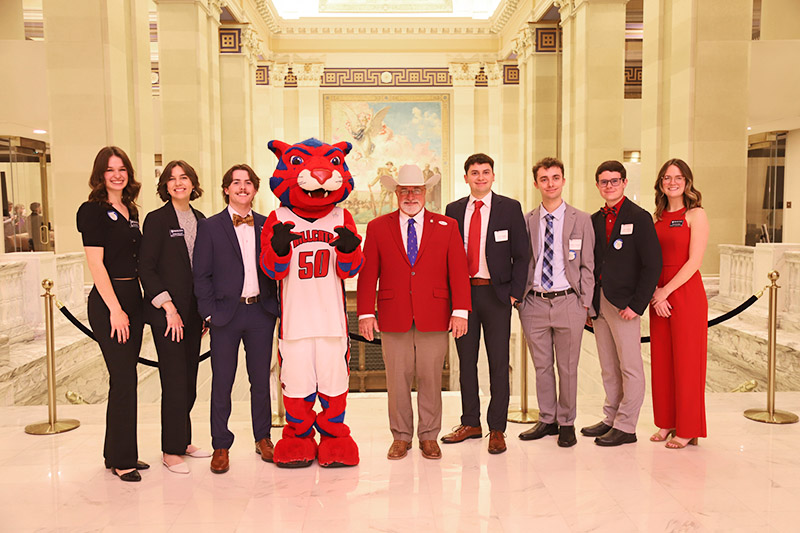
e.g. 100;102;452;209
77;146;147;482
139;160;208;474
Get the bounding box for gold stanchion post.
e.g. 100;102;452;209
744;271;798;424
25;280;80;435
507;332;539;424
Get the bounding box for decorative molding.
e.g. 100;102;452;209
318;0;453;13
219;27;241;53
241;26;262;65
535;27;560;52
321;68;452;87
253;0;281;33
511;26;534;62
448;62;482;87
270;63;290;87
207;0;223;18
485;62;503;87
489;0;522;34
475;67;488;87
503;64;519;85
256;65;270;85
278;24;494;36
294;63;325;87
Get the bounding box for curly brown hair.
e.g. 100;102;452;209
654;158;703;220
532;157;565;181
221;164;260;205
88;146;141;218
156;160;203;202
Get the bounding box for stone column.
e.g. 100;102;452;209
295;63;325;141
558;0;628;211
449;62;482;200
253;64;275;209
512;23;561;211
486;62;506;192
0;0;24;39
156;0;222;216
43;0;156;258
641;0;751;273
219;25;260;171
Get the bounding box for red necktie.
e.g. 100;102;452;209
467;200;483;277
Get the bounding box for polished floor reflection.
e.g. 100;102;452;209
2;391;800;532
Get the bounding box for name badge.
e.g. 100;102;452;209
569;239;582;250
129;219;140;229
620;224;633;235
107;210;118;221
170;228;185;238
494;230;509;242
670;219;684;228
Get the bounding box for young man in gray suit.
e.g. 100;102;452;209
517;157;594;448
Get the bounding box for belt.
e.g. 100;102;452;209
470;278;491;286
532;288;575;299
239;295;260;304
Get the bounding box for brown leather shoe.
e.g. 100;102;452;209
440;424;482;444
419;440;442;460
488;430;507;454
387;440;412;460
210;449;229;474
255;438;274;463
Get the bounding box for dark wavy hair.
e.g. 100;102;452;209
88;146;140;217
654;158;703;220
156;160;203;202
532;157;565;181
464;153;494;173
594;160;626;182
221;164;260;205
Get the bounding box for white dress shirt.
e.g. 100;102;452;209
228;205;260;298
533;200;571;292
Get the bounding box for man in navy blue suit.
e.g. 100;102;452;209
193;164;279;474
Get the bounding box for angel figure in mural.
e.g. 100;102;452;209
367;161;397;217
342;105;390;157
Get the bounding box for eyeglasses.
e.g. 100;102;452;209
598;177;624;188
661;175;685;183
397;187;424;197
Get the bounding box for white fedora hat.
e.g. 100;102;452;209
381;164;441;192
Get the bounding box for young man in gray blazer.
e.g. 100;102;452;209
517;157;594;448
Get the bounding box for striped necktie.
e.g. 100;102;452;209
542;213;554;290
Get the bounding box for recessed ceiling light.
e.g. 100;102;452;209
33;129;47;134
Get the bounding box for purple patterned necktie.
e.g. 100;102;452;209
407;219;418;265
542;213;554;290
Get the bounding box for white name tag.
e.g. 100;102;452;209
494;230;508;242
620;224;633;235
569;239;582;250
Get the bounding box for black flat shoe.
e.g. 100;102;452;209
557;425;577;448
518;421;559;441
106;460;149;470
580;421;612;437
595;428;637;447
112;469;142;482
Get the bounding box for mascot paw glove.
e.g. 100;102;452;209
330;226;361;254
271;221;303;256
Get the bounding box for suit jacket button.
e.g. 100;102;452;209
411;271;415;276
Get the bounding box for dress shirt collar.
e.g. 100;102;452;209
227;204;253;221
469;191;492;209
399;208;426;228
539;199;566;221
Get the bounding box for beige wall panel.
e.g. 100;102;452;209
0;41;49;138
760;0;800;40
474;89;490;152
784;129;800;243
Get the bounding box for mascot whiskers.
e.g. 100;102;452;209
260;138;363;468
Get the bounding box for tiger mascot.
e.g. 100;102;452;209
259;138;363;468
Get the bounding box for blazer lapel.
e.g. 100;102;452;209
453;197;468;236
415;210;435;262
221;209;243;262
165;204;191;271
605;199;629;250
529;206;541;262
388;211;410;266
562;204;576;258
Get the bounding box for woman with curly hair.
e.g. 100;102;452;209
77;146;147;481
648;158;709;449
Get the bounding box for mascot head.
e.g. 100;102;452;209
268;138;354;218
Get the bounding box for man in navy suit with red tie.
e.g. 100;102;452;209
440;153;529;454
193;164;280;473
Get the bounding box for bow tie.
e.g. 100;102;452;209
600;205;618;218
233;213;254;227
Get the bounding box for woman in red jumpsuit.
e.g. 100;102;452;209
648;158;709;449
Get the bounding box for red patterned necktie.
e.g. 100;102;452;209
467;200;483;277
233;213;254;227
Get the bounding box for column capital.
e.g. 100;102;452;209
270;63;289;88
556;0;630;22
448;62;482;87
241;26;262;66
485;62;503;87
511;25;535;62
293;63;324;87
154;0;222;19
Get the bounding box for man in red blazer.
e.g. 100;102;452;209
358;164;471;461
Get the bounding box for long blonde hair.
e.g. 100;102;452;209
654;158;702;220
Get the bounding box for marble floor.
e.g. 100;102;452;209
3;390;800;533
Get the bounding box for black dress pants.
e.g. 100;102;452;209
151;311;203;455
454;284;512;432
88;280;143;470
